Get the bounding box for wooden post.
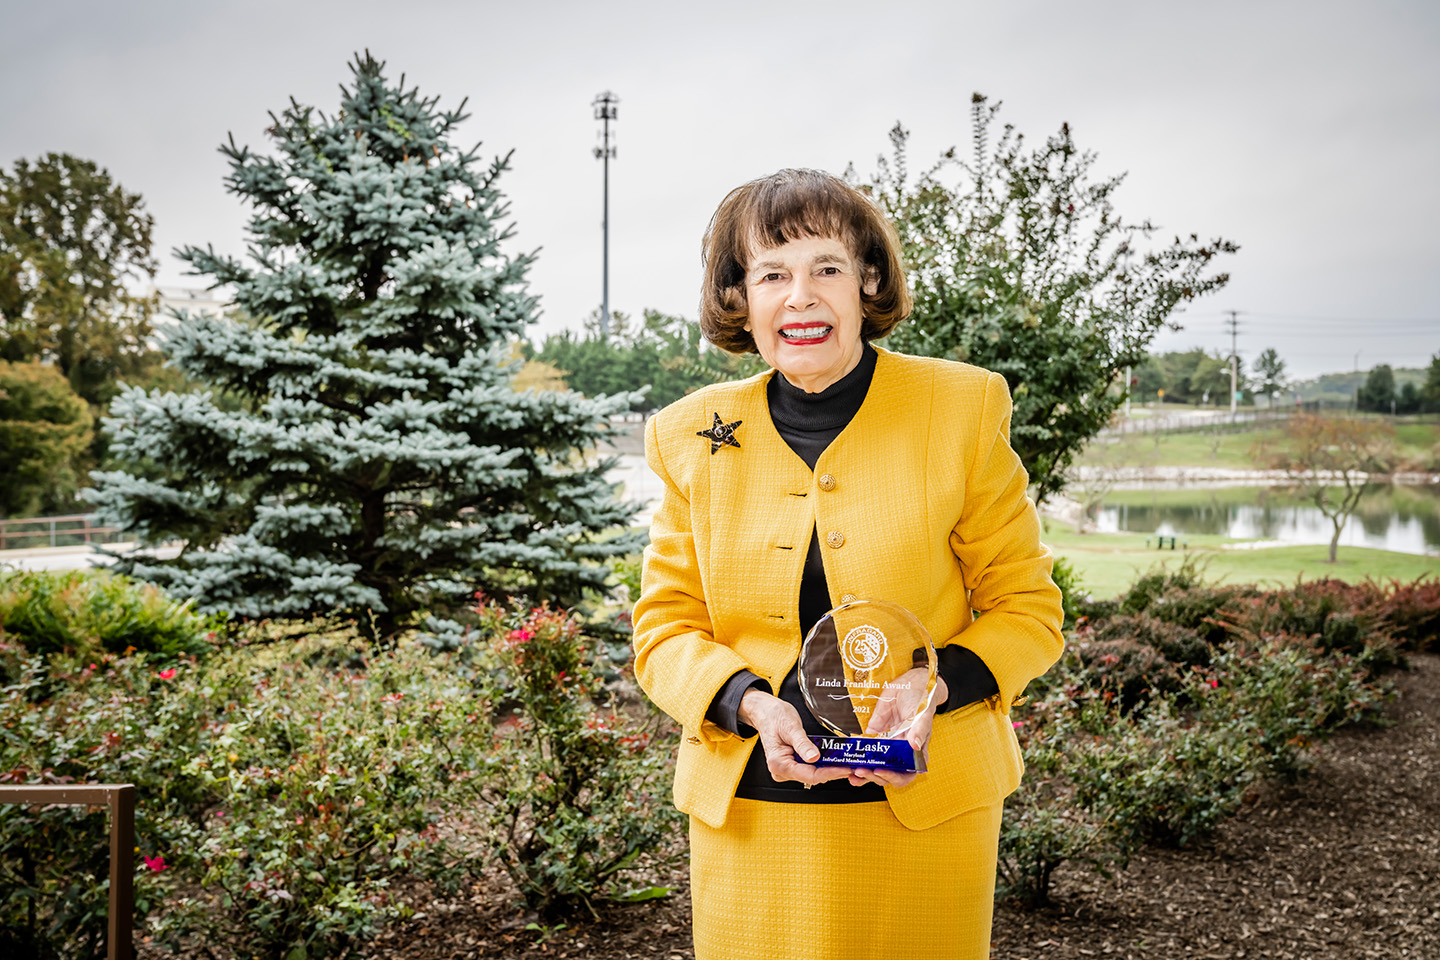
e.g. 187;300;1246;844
109;785;135;959
0;785;136;960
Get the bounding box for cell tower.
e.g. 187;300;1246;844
592;91;619;337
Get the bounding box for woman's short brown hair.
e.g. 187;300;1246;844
699;168;912;354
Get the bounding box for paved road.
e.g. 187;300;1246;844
0;543;185;573
0;456;665;574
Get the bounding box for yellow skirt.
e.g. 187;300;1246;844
689;798;1002;960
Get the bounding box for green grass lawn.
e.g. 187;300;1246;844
1081;418;1439;470
1043;525;1440;599
1079;429;1282;469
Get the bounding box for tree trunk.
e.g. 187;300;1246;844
1328;517;1342;563
358;489;396;641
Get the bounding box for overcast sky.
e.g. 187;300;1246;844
3;0;1436;380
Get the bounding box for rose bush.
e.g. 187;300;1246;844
1;580;682;958
468;601;682;919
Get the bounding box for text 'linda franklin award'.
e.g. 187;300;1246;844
798;599;938;773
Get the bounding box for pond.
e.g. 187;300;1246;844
1092;485;1440;557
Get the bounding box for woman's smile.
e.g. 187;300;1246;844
778;323;833;344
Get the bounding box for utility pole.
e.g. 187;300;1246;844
1224;310;1241;417
592;91;619;338
1353;349;1362;412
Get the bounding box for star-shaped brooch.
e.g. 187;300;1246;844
696;412;742;454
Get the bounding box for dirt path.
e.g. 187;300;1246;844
367;654;1440;959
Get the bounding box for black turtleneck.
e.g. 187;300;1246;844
704;344;998;804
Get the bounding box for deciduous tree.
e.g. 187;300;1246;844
0;153;158;407
861;96;1238;504
1420;353;1440;413
0;361;93;517
1357;364;1396;413
1252;347;1287;400
1259;414;1395;563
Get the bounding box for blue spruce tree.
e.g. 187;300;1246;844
87;54;640;639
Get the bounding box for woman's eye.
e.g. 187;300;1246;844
819;266;840;276
762;272;783;282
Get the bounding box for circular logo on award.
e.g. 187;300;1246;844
841;624;888;672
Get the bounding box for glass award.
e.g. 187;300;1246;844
798;599;938;773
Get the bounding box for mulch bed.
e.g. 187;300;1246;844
370;653;1440;959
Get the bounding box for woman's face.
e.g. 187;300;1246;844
743;234;876;394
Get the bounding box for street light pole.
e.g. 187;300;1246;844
592;91;619;338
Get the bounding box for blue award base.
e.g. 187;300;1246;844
808;734;927;773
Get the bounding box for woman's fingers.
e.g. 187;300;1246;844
863;697;897;737
744;689;850;784
848;766;918;788
847;674;949;789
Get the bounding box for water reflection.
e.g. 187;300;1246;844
1093;485;1440;556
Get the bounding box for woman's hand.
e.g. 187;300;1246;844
738;688;855;787
847;671;949;789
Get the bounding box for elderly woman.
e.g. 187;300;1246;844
632;168;1064;960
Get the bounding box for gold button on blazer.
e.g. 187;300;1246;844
633;349;1065;830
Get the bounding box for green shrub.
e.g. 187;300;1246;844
1145;584;1252;646
1071;634;1185;713
1067;613;1211;713
1205;632;1391;780
1075;595;1119;623
0;569;217;668
0;645;210;959
2;608;682;957
156;633;493;959
1370;576;1440;652
608;553;643;606
1114;556;1210;616
1072;691;1261;851
998;696;1117;906
1002;618;1393;904
1088;611;1210;665
1219;579;1402;673
470;601;683;918
1049;555;1086;632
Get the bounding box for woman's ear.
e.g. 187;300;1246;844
862;265;880;298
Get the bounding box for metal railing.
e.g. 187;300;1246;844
0;514;122;551
1102;407;1440;438
0;784;134;959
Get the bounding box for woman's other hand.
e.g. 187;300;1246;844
738;688;855;787
848;672;949;789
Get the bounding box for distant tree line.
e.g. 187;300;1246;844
524;308;761;413
1129;346;1440;414
1133;348;1250;406
1356;360;1440;414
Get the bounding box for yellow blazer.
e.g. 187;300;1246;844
633;348;1064;831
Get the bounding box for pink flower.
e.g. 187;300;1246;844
157;668;177;680
144;855;167;872
1209;679;1219;688
1011;720;1026;728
